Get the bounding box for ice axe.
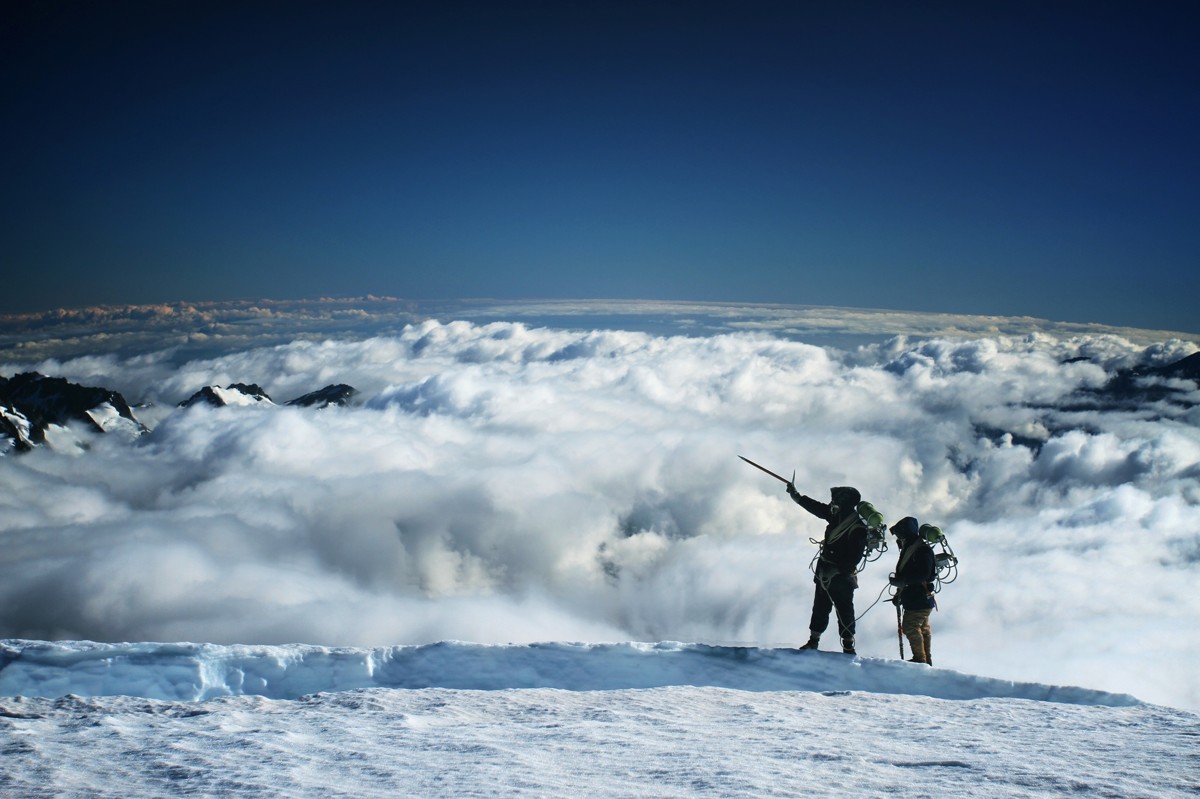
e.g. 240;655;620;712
738;455;794;486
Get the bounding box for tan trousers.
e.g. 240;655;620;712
902;608;932;665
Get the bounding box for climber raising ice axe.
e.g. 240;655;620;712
739;455;887;656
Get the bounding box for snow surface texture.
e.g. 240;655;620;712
1;642;1197;799
2;315;1199;717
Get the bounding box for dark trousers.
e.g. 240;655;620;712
810;571;856;641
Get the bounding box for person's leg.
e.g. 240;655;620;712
902;609;932;664
803;577;834;648
828;575;857;653
921;616;933;665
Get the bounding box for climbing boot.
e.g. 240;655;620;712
799;635;820;651
841;637;856;655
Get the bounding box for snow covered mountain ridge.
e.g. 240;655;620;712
0;372;147;451
0;373;356;453
176;382;357;409
0;639;1141;707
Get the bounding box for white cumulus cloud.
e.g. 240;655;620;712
1;316;1198;711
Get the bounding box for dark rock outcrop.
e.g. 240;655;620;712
286;384;357;408
0;372;146;451
1094;352;1200;405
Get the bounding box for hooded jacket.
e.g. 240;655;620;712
891;516;937;610
788;485;868;577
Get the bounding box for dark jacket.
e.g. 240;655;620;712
891;519;937;610
789;485;868;578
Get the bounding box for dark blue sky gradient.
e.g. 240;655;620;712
3;1;1197;331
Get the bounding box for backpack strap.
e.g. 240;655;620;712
823;512;862;548
895;538;923;575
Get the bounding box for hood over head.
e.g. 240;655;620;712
830;486;861;511
891;516;920;541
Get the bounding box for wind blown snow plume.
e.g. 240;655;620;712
1;315;1198;710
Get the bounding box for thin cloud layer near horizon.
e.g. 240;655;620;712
2;304;1198;712
3;2;1198;332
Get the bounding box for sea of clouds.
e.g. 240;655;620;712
2;304;1198;711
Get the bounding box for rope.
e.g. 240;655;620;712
853;582;893;623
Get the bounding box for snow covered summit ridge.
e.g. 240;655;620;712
0;372;147;451
1;372;359;452
177;381;357;408
0;640;1141;706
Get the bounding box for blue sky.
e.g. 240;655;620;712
3;1;1197;332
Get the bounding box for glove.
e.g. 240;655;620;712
786;481;800;498
889;574;904;587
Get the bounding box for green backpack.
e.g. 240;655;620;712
857;501;889;566
918;523;959;587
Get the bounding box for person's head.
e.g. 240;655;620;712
829;486;860;515
891;516;920;543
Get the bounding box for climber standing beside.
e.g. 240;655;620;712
889;516;937;665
